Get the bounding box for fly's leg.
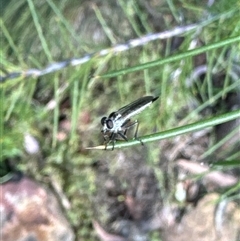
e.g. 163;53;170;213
133;121;144;146
104;120;144;150
123;120;144;146
103;132;116;150
122;120;137;135
109;132;117;150
118;131;129;142
104;132;128;150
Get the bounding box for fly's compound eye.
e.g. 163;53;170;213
101;117;107;126
106;119;114;129
109;112;117;118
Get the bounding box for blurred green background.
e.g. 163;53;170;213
1;0;240;240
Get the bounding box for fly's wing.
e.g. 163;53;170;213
115;96;158;122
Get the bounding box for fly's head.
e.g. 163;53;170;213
101;116;113;134
101;112;121;134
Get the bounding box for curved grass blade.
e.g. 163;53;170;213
86;109;240;150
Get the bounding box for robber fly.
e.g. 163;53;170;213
101;96;159;150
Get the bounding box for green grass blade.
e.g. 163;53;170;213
98;35;240;78
89;109;240;150
27;0;53;61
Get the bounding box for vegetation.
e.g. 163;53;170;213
1;0;240;240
